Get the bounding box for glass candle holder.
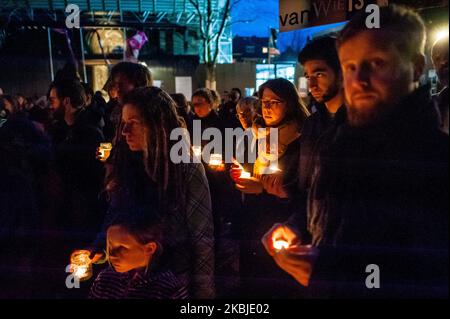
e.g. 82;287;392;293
99;143;113;161
208;154;223;167
70;250;93;281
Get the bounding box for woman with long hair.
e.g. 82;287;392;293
229;78;310;297
74;86;214;299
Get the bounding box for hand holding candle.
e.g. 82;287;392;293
240;171;251;179
261;223;301;256
235;177;263;194
230;158;244;182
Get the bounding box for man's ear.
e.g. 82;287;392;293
143;242;157;257
413;53;426;82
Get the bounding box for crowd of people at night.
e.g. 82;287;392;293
0;5;448;299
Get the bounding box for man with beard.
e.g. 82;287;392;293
296;36;346;194
47;82;69;145
263;5;448;298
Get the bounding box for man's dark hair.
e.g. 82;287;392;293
231;87;242;98
54;80;87;109
109;62;153;88
0;95;19;113
170;93;189;109
228;90;240;103
337;5;426;60
298;36;341;76
192;88;213;105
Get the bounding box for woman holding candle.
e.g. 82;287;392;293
187;88;241;297
229;78;310;297
73;86;214;299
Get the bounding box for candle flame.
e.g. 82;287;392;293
273;239;289;251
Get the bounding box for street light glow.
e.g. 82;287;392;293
434;27;449;43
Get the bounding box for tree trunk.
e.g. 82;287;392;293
205;62;217;91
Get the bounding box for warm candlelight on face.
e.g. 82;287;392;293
273;238;289;251
209;154;223;167
192;146;202;157
70;250;93;281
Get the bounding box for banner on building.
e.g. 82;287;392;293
279;0;389;32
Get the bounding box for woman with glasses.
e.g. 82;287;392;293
229;78;310;297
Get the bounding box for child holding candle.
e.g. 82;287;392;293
89;216;189;299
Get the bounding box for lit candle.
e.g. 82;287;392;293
99;143;113;162
192;146;202;158
208;154;223;167
273;238;289;251
240;171;251;179
70;250;93;281
269;164;281;173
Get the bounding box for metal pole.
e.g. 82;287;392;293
79;28;88;82
123;27;127;61
47;27;54;81
268;26;271;65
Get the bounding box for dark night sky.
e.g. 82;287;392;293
231;0;278;37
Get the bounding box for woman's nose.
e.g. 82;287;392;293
121;123;131;136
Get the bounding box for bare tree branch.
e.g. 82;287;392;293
225;18;256;28
230;0;243;10
188;0;208;62
212;0;231;64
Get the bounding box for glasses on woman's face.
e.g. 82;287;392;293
235;110;251;119
261;99;284;109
